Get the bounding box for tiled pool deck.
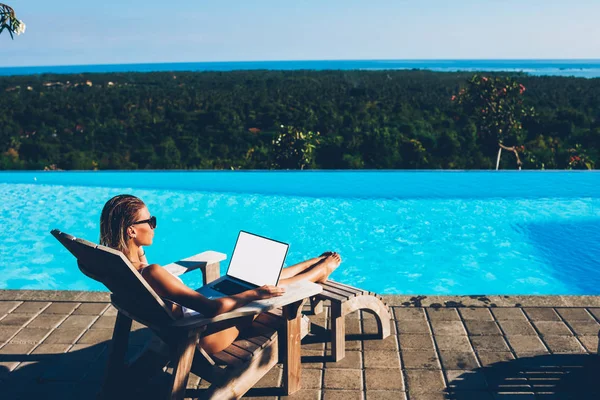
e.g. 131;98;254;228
1;291;600;399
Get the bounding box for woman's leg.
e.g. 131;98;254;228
197;316;254;354
279;253;341;285
279;252;333;280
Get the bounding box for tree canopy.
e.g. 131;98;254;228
1;70;598;170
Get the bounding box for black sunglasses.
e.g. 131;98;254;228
131;216;157;229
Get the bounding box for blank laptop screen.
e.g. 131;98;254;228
227;231;289;287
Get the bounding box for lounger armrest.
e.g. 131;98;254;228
162;251;227;277
169;306;261;330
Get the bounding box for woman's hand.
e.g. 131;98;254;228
253;285;286;300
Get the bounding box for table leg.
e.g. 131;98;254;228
282;299;305;395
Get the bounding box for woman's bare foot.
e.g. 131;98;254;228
317;253;342;283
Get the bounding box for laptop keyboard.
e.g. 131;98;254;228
211;280;251;296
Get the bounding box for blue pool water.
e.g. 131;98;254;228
1;171;599;295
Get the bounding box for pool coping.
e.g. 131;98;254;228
2;289;600;307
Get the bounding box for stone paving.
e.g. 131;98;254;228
1;290;600;399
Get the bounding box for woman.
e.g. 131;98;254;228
100;194;342;354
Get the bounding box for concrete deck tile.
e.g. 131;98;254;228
532;321;573;336
26;314;67;329
505;336;548;356
76;329;113;344
57;315;97;329
102;305;118;316
12;302;50;314
301;349;325;369
464;320;502;336
398;334;435;350
68;343;108;361
0;342;38;355
362;335;397;351
364;390;407;400
325;350;362;369
427;308;460;321
405;369;445;394
566;320;600;336
90;315;117;329
491;308;527;321
42;327;86;344
430;320;467;336
523;308;561;321
302;341;325;352
0;326;20;343
446;369;488;390
470;336;510;352
0;301;21;315
9;327;52;344
363;350;401;369
42;302;80;315
401;349;440;369
396;318;430;334
587;308;600;321
438;350;479;370
255;365;281;387
460;308;494;321
404;393;446;400
280;389;320;400
323;390;363;400
393;307;426;321
434;335;472;352
343;318;361;335
300;368;322;389
577;336;598;353
542;336;586;353
31;343;70;354
496;320;537;336
326;340;361;352
476;351;515;366
365;367;404;390
362;318;396;335
323;368;363;390
0;313;36;326
555;308;595;322
71;303;109;315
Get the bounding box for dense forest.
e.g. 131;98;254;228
1;70;599;170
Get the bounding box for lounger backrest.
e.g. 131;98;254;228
51;229;175;326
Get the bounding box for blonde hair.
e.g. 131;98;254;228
100;194;146;258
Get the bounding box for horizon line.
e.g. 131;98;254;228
3;58;600;69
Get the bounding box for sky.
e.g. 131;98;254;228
2;0;599;66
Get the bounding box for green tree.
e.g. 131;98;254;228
271;125;320;169
454;75;534;170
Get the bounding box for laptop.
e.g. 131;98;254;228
198;230;289;298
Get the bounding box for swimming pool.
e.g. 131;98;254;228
1;171;599;295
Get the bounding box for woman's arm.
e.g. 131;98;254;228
142;264;284;318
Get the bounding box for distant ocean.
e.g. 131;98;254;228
1;59;600;78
